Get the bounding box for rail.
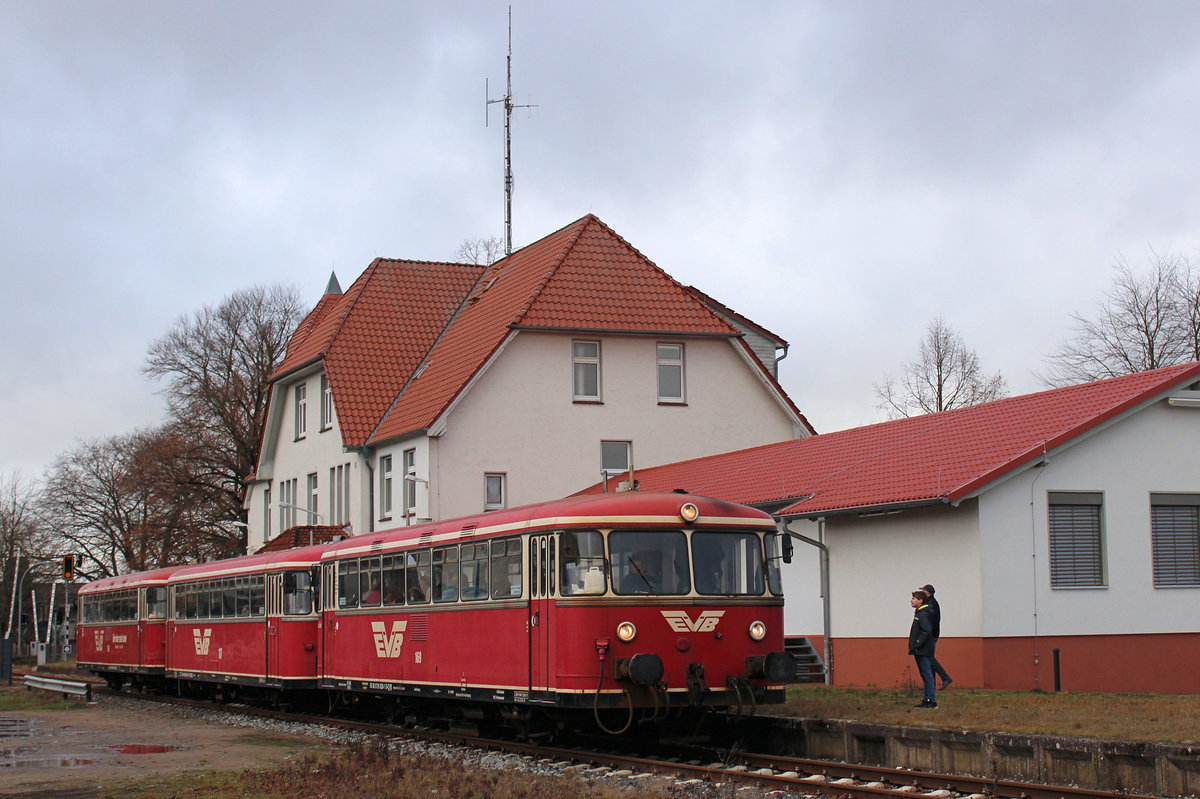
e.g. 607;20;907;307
23;673;93;702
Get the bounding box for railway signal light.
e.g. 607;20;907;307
62;554;75;581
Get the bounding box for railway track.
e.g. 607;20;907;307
97;687;1163;799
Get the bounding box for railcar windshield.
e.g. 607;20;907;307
561;530;606;595
284;569;315;615
609;530;691;595
692;531;764;595
765;532;786;596
145;586;168;619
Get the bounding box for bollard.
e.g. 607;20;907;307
1053;647;1061;692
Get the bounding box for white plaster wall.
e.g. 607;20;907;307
433;332;802;518
978;400;1200;638
779;517;827;637
246;371;360;550
825;504;983;639
370;435;433;530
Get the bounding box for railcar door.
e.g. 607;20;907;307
266;573;283;679
528;533;555;694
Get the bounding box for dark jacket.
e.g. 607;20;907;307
909;604;935;657
926;595;942;639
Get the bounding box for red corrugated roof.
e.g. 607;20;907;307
271;259;485;446
368;215;743;445
579;363;1200;517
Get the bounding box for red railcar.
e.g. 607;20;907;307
318;492;793;732
77;566;181;690
76;492;794;735
165;544;324;696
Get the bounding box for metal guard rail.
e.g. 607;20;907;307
23;673;93;701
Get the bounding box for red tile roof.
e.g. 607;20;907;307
579;363;1200;517
271;259;485;446
255;525;346;553
367;215;747;445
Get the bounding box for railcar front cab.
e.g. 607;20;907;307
555;500;795;723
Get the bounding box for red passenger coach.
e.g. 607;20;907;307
165;544;325;697
77;566;180;690
318;492;794;734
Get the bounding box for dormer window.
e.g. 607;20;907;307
294;384;307;440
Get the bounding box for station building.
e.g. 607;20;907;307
243;214;812;554
582;363;1200;694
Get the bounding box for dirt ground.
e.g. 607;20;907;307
0;697;334;798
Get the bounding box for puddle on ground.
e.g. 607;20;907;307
105;744;180;755
1;757;98;769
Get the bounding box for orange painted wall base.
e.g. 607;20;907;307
825;633;1200;694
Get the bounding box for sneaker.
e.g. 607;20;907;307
940;677;953;689
914;699;938;709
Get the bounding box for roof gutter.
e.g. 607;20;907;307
778;497;948;522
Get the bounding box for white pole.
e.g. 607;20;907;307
5;554;18;638
44;582;57;645
29;589;38;645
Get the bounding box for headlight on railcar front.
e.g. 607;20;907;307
679;502;700;523
748;620;767;641
616;621;637;643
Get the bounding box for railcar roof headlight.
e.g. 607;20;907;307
679;502;700;523
616;621;637;643
748;620;767;641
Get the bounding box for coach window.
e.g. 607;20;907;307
338;561;359;608
251;575;266;616
284;570;315;615
434;546;460;602
236;577;251;617
185;586;199;620
461;543;490;601
222;579;237;617
490;538;523;598
692;531;764;595
560;530;606;595
610;530;690;596
406;550;431;604
381;555;405;605
360;557;382;606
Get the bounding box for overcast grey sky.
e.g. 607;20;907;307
4;1;1200;480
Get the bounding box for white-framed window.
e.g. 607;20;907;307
601;440;632;478
321;374;334;430
328;463;350;526
1151;493;1200;587
656;342;685;403
485;473;507;511
294;384;308;440
263;486;272;540
307;472;319;521
572;340;601;401
379;454;393;519
402;448;417;518
1048;491;1106;588
279;478;297;530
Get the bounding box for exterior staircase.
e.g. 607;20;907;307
784;636;826;683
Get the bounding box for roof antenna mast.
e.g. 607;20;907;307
487;5;536;256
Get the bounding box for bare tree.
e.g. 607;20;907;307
455;236;504;266
875;316;1008;418
143;284;305;549
0;471;44;635
1043;252;1198;386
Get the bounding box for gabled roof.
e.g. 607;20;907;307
271;259;485;446
579;363;1200;518
367;214;744;445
